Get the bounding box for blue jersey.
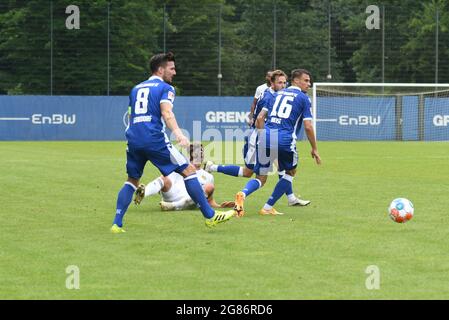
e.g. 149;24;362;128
125;76;176;147
265;86;313;147
252;87;274;129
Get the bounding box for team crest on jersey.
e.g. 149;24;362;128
168;91;175;102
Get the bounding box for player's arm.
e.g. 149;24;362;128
304;120;321;165
160;102;189;148
301;95;321;165
203;183;235;208
208;197;235;208
255;108;268;129
248;97;258;127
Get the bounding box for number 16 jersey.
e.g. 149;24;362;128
265;86;313;147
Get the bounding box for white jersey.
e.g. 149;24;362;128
161;169;214;202
196;168;214;186
254;83;269;100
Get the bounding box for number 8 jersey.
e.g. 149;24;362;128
264;85;313;147
125;75;176;148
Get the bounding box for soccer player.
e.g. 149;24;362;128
247;70;272;127
205;71;282;178
111;52;236;233
234;69;321;216
205;70;311;208
133;143;235;211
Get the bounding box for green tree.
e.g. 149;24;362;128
0;1;51;94
398;0;449;83
332;0;448;84
109;0;163;95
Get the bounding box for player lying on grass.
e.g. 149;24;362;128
133;142;235;211
204;70;311;209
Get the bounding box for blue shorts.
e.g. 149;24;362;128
126;142;189;179
254;143;298;175
243;129;258;170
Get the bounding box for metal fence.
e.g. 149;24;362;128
0;1;447;96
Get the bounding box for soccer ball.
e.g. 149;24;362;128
388;198;414;223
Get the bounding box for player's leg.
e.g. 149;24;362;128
241;175;266;197
278;170;311;206
232;174;265;218
278;170;292;196
160;181;214;211
260;148;297;215
204;134;255;178
159;174;194;211
150;143;235;226
111;146;145;233
234;141;272;217
240;141;272;198
180;164;235;226
160;196;194;211
134;176;168;205
205;162;255;178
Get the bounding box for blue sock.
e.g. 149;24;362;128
267;175;293;206
218;165;241;177
184;175;215;219
113;183;136;227
279;173;293;196
242;179;262;197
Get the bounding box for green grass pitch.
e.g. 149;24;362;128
1;141;449;299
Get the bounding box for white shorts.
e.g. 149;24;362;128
160;169;214;204
161;172;190;202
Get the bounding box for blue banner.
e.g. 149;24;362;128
315;95;449;141
1;95;448;141
0;96;128;140
424;97;449;141
315;97;396;141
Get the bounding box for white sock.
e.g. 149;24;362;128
238;167;243;177
210;165;218;172
263;203;273;210
145;177;164;197
287;193;296;202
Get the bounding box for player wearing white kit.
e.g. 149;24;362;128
134;143;234;211
247;70;272;127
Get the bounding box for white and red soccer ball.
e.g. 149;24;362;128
388;198;414;223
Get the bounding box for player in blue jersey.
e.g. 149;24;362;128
205;70;311;212
204;70;286;179
234;69;321;216
111;52;236;233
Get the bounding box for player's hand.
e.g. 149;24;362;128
220;201;235;208
247;115;254;127
311;149;321;165
176;134;190;149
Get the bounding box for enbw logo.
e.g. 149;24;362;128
32;114;76;125
339;115;381;126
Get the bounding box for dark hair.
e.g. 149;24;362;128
291;69;311;81
189;142;204;163
270;69;287;83
150;52;175;73
265;70;273;86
